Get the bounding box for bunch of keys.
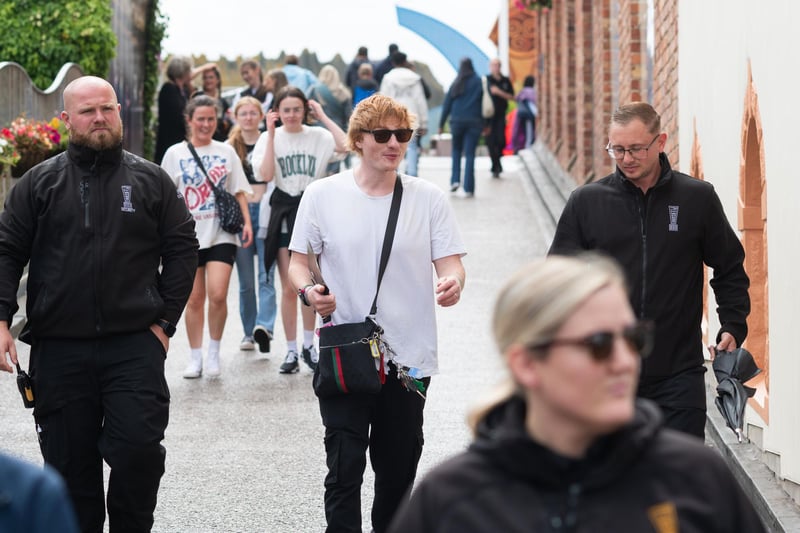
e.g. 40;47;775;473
396;365;426;399
379;339;426;398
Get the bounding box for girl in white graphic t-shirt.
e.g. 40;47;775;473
161;95;253;379
252;86;348;374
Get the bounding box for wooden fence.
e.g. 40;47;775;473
0;62;84;125
0;62;84;209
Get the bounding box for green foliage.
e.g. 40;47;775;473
143;1;168;160
0;0;116;89
517;0;552;8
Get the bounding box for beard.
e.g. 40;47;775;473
71;123;124;151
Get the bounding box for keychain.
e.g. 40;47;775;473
396;365;426;399
380;339;426;398
369;338;381;359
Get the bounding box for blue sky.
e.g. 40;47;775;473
160;0;504;86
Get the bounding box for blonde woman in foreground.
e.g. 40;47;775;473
389;254;765;533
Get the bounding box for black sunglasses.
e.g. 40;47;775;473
361;128;414;143
528;320;654;361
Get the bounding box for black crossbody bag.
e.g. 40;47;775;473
313;176;403;398
187;143;244;234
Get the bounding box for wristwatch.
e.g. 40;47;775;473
155;318;176;338
298;284;314;307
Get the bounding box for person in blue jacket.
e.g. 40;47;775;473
0;452;79;533
438;57;484;197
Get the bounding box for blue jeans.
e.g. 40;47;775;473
404;136;420;176
235;202;277;336
450;120;482;194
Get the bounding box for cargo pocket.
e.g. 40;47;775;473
323;432;342;486
34;409;69;473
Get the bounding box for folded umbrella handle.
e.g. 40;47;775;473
320;284;332;324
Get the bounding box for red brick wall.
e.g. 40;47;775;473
538;10;552;143
591;0;615;180
538;0;664;184
574;0;595;182
559;0;577;172
653;0;679;168
617;0;646;105
551;4;563;156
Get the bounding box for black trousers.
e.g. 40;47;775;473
638;365;707;439
29;331;170;533
319;364;430;533
486;116;507;174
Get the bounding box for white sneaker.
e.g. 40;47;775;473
182;355;202;379
240;336;255;351
205;351;221;378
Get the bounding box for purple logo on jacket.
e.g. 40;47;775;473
668;205;679;232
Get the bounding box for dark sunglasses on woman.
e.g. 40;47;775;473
527;320;655;361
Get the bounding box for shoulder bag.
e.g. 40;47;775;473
187;142;245;234
481;76;495;119
313;176;403;398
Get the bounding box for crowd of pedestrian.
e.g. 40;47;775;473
150;48;440;378
0;44;766;533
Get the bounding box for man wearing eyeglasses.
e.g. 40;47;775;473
287;93;466;533
548;102;750;439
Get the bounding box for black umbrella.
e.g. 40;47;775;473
712;348;762;442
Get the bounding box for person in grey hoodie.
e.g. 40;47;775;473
380;52;429;176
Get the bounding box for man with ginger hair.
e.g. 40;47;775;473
288;94;466;532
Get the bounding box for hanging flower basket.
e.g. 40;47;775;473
1;116;69;178
11;150;54;177
0;137;19;170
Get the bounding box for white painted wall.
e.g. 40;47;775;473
679;0;800;483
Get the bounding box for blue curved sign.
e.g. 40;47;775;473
396;6;490;75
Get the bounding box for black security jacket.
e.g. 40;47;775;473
388;397;765;533
0;142;198;341
549;154;750;379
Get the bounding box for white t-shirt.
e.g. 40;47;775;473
251;125;338;197
289;170;466;377
161;141;252;250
